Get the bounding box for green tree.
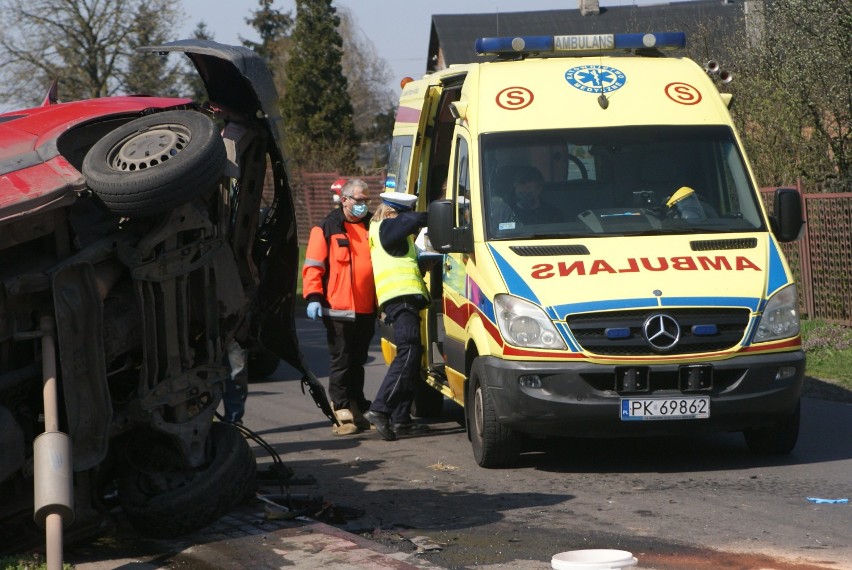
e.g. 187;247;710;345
729;0;851;191
280;0;358;172
337;7;395;143
242;0;292;77
242;0;292;98
124;4;184;97
0;0;184;106
183;21;215;102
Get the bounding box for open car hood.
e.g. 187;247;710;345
140;39;285;156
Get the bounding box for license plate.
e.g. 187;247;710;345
620;397;710;421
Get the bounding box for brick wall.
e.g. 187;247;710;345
264;170;386;245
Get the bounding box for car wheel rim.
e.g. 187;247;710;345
474;386;484;437
109;124;191;172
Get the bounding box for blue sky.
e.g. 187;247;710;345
179;0;696;92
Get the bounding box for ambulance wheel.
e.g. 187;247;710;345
82;110;226;218
469;359;520;468
743;400;800;455
411;376;444;418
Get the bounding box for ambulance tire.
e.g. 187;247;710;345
743;399;800;455
411;377;444;418
82;110;226;218
469;359;521;468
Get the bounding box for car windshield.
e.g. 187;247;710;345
480;125;765;240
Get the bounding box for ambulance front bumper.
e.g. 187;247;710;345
478;350;805;437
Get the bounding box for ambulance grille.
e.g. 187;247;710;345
509;245;590;256
566;308;751;356
690;238;758;251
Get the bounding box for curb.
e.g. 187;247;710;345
68;506;442;569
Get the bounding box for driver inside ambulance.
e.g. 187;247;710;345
508;166;564;225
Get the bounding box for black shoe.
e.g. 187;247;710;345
392;421;430;435
363;410;397;441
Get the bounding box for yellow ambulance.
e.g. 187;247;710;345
382;32;805;467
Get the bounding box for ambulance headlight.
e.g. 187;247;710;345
494;294;567;350
753;285;800;343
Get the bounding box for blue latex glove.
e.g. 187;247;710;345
307;301;322;320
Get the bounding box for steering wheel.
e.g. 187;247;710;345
566;153;588;180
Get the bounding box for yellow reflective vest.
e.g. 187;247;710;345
369;219;429;307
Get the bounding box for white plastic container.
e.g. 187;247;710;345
551;549;638;570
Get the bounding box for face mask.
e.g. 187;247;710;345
350;203;369;218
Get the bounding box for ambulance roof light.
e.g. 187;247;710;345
474;32;686;56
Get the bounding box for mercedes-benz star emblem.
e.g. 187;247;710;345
643;314;681;351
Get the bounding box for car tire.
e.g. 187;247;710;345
247;347;280;382
743;399;800;455
119;422;256;538
469;359;521;468
82;110;226;218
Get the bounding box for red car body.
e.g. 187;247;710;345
0;41;324;551
0;97;191;217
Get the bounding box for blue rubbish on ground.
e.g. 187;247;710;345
806;497;849;504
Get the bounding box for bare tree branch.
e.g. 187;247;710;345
0;0;185;107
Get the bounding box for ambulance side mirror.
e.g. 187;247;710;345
770;187;805;243
427;199;472;253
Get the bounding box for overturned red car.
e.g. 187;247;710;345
0;40;326;551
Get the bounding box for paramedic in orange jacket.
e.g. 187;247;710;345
302;178;376;435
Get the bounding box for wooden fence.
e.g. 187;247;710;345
760;184;852;326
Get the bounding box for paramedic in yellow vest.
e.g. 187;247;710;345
363;191;430;441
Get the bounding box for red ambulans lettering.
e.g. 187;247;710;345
590;259;616;274
530;255;761;279
672;256;698;270
698;256;731;270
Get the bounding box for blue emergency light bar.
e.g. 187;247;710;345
474;32;686;56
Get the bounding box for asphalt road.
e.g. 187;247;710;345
236;316;852;570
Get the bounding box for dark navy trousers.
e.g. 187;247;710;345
370;300;423;424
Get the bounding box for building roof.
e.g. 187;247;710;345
427;1;744;74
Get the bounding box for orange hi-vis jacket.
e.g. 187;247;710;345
302;208;376;320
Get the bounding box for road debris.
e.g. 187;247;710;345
407;535;444;553
806;497;849;504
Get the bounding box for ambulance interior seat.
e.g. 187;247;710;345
428;163;448;202
486;164;525;233
491;164;524;201
635;146;695;207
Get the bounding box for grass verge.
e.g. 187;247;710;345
801;319;852;402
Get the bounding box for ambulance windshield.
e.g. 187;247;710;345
481;125;765;240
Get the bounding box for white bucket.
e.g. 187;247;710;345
551;549;638;570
